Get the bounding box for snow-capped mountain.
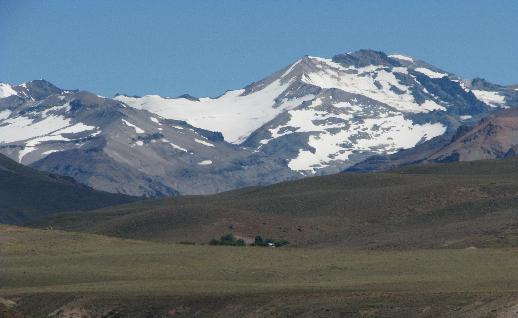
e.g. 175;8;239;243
0;80;64;100
1;49;516;196
0;81;297;196
117;49;514;175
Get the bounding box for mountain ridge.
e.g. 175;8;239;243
2;49;517;196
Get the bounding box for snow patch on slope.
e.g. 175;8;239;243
414;68;448;79
162;139;188;152
0;105;99;161
389;54;414;62
15;123;98;161
18;135;69;162
41;149;60;155
194;138;214;147
56;122;97;134
471;90;506;108
122;119;145;133
150;117;161;125
0;115;72;143
0;83;17;98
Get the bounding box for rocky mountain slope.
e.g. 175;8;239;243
1;50;516;196
348;106;518;172
0;153;135;224
426;108;518;162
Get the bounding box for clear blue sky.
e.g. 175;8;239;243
1;0;517;97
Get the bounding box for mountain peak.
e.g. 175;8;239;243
332;49;401;68
467;77;502;91
13;79;63;101
176;93;200;101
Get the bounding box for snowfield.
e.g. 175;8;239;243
117;77;298;144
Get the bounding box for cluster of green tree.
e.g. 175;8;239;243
252;235;289;247
209;233;245;246
209;234;290;247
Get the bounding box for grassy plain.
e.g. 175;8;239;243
3;225;518;317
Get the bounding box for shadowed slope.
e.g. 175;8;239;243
0;154;137;224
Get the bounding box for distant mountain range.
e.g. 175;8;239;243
1;49;517;196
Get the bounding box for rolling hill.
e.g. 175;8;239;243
40;157;518;250
0;153;136;224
